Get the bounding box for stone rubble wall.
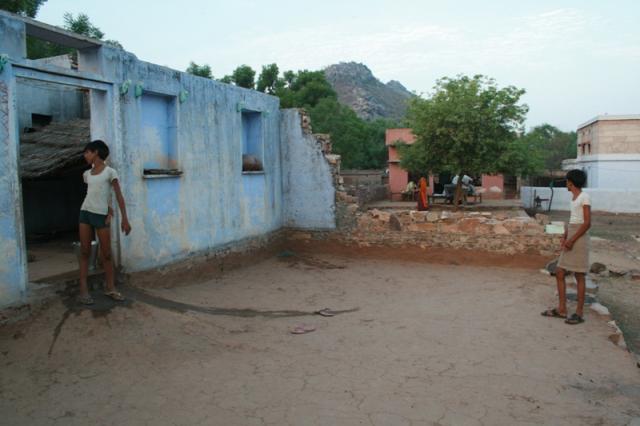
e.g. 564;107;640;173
338;209;561;256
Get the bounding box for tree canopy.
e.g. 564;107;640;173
63;12;104;39
520;124;577;172
399;75;532;203
400;75;530;177
309;98;391;169
26;11;122;59
256;63;281;94
230;65;256;89
0;0;47;17
186;61;213;79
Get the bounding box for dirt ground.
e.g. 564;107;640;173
1;251;639;426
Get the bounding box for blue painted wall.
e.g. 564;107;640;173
106;55;283;272
0;12;336;306
281;110;336;229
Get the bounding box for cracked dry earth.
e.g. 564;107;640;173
1;252;639;426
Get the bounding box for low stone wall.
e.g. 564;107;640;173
338;209;561;256
346;184;388;206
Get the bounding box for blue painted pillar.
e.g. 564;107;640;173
0;61;28;307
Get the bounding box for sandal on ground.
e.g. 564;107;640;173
77;295;94;305
315;308;336;317
541;308;567;319
290;325;316;335
565;313;585;325
104;291;125;301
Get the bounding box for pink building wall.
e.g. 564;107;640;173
386;129;415;200
480;175;505;200
385;128;504;200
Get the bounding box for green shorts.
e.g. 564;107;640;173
79;210;109;229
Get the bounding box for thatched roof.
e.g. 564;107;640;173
20;119;90;179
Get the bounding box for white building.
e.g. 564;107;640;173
563;115;640;188
522;114;640;213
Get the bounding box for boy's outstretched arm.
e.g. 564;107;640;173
112;180;132;235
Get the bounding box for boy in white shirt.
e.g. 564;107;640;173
78;140;131;305
542;169;591;325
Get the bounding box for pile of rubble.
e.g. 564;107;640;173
343;209;560;255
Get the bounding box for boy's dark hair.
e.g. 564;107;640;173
84;140;110;160
566;169;587;189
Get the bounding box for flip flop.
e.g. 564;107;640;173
541;308;567;319
104;291;125;301
565;313;585;325
290;325;316;334
77;295;94;305
314;308;335;317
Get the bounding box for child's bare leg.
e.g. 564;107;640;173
96;227;116;292
78;223;93;297
575;273;586;317
555;267;567;315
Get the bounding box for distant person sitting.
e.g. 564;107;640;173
452;174;475;195
402;181;417;200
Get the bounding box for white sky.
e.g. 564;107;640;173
38;0;640;131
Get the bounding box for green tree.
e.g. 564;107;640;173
27;12;122;59
521;124;577;172
256;63;281;94
400;74;529;205
219;75;233;84
0;0;47;17
63;12;105;39
231;65;256;89
277;70;336;108
309;98;391;169
186;61;213;79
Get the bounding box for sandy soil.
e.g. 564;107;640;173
1;251;638;426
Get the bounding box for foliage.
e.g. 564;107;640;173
400;75;529;179
276;70;336;108
0;0;47;17
27;11;122;59
256;63;281;94
63;12;104;39
104;39;123;49
230;65;256;89
309;98;392;169
186;61;213;79
520;124;577;172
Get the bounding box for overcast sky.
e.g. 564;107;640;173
38;0;639;131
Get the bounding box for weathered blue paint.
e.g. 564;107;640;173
0;59;28;306
281;110;336;229
0;12;337;307
242;110;263;160
16;79;86;130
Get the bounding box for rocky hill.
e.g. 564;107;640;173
324;62;414;121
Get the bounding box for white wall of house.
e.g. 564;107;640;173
521;186;640;213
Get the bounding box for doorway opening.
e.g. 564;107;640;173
17;77;107;283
